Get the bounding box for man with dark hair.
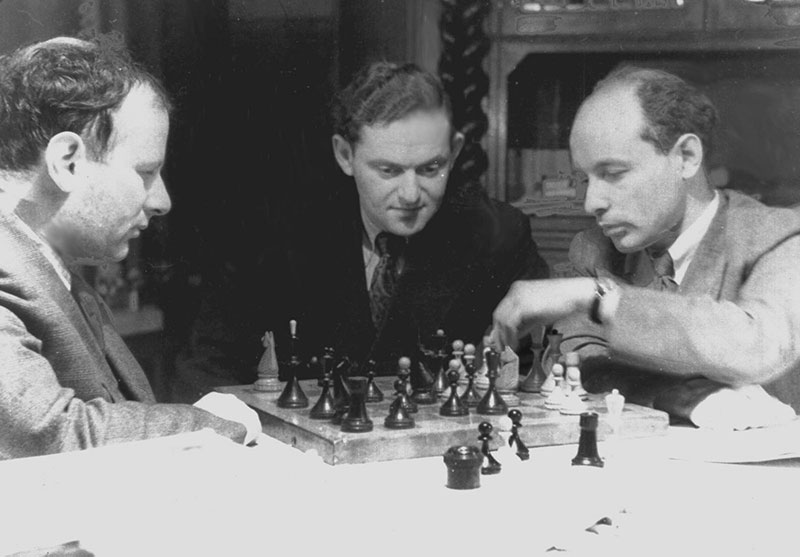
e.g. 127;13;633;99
0;37;259;459
493;66;800;429
182;61;547;386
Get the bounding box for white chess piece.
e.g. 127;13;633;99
544;363;567;410
564;351;588;400
560;363;588;415
496;416;521;474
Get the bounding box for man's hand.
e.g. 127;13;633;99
492;278;598;348
194;392;261;445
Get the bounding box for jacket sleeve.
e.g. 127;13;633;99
0;306;246;459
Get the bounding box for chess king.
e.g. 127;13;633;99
0;37;260;458
492;65;800;429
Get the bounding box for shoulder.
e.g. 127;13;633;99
721;189;800;252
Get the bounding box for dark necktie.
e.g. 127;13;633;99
369;232;404;330
649;250;678;292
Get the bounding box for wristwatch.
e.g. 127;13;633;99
589;277;616;325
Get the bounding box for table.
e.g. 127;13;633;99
2;423;800;556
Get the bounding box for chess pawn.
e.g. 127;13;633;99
572;412;604;468
560;363;588;416
476;347;509;416
364;360;384;403
253;330;282;392
520;325;547;393
459;344;481;408
507;409;530;461
474;335;491;393
478;421;501;475
451;339;467;390
384;379;415;429
309;374;337;420
440;360;469;417
540;328;564;395
341;377;374;433
564;352;588;400
397;357;418;413
544;363;566;410
496;416;521;471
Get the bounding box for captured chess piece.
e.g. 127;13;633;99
384;379;415;429
459;343;481;407
507;409;530;461
476;347;508;415
277;320;309;409
520;325;547;393
440;359;469;417
478;421;501;475
443;445;483;490
496;416;520;469
341;377;374;433
572;412;604;468
309;373;337;420
253;330;282;392
544;363;567;411
364;359;384;403
396;357;418;414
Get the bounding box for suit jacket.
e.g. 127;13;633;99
559;189;800;419
0;210;245;459
184;188;548;382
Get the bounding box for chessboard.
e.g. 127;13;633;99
218;378;669;465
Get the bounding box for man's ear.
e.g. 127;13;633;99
673;133;703;180
44;132;86;193
331;134;355;176
449;131;465;168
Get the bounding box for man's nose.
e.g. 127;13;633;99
144;174;172;217
397;171;422;205
583;178;609;217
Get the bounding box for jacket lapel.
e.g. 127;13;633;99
679;193;729;299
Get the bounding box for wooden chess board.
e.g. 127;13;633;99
218;378;669;465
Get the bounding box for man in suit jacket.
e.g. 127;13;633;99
0;38;259;458
181;61;547;388
492;66;800;428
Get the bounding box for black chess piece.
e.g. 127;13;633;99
507;409;530;461
410;345;437;405
476;347;508;415
439;360;469;417
459;344;481;408
364;360;384;403
478;421;501;475
430;330;449;396
397;357;418;414
277;320;309;409
309;374;337;420
572;412;604;468
330;356;352;425
384;379;415;429
341;377;374;433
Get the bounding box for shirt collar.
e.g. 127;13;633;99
667;190;720;284
12;210;72;290
360;207;382;253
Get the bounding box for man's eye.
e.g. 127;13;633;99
378;167;401;177
418;164;443;177
601;169;626;181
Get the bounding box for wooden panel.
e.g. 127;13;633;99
219;378;669;465
495;0;704;38
706;0;800;32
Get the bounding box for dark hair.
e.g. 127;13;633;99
332;61;453;145
594;65;718;157
0;37;172;172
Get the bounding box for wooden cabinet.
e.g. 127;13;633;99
485;0;800;268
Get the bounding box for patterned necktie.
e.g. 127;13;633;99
369;232;404;330
650;250;678;292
